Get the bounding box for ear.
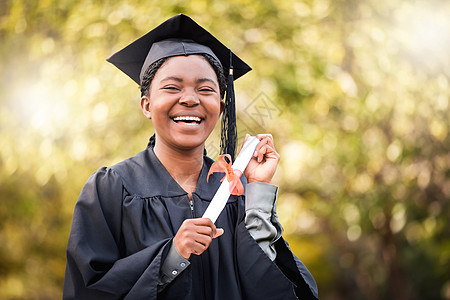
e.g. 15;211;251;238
140;96;152;119
219;99;225;115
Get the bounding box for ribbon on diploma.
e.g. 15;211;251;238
203;136;260;223
207;154;244;196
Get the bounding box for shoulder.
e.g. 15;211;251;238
76;150;154;217
109;148;153;178
85;148;149;184
109;148;161;193
79;148;153;199
106;147;184;197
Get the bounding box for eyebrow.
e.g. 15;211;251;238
160;76;218;87
196;78;218;87
160;76;183;83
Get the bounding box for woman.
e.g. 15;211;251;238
63;14;318;299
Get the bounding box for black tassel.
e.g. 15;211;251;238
220;51;237;160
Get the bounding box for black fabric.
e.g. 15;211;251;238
220;54;237;160
139;38;222;83
107;14;251;85
63;148;318;299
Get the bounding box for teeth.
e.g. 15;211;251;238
173;116;201;122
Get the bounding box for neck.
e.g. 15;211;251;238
153;139;204;191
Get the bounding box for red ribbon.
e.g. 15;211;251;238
207;154;244;196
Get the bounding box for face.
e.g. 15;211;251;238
141;55;224;152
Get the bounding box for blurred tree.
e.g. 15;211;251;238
0;0;449;299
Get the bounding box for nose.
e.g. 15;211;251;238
179;91;200;106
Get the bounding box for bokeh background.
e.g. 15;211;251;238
1;0;449;299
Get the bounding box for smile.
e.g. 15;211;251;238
172;116;203;125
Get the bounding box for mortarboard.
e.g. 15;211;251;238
107;14;251;159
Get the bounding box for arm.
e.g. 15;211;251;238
157;240;190;292
63;168;170;299
245;182;283;261
242;134;282;260
157;218;223;291
240;134;318;299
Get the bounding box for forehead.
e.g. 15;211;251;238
154;55;218;82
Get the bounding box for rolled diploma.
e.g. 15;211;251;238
202;136;260;223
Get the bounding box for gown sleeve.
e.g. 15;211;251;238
238;182;319;299
63;167;172;300
157;240;190;292
244;182;282;261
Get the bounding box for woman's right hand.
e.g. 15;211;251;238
173;218;224;259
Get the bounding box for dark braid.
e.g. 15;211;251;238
147;134;156;148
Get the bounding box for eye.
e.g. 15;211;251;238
162;85;180;92
198;87;216;94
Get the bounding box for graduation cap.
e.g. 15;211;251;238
107;14;252;159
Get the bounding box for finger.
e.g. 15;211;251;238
192;218;215;227
195;225;214;237
254;143;279;163
177;219;214;240
240;134;250;150
192;218;218;237
192;244;210;256
175;231;212;258
194;234;213;248
191;219;214;234
213;228;224;238
256;133;274;147
257;144;268;163
253;135;274;158
191;243;208;256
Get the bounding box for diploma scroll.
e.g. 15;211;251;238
202;136;260;223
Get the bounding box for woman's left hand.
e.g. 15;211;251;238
243;134;280;184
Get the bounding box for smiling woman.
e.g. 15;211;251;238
63;14;318;300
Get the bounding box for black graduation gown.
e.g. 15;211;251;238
63;148;318;299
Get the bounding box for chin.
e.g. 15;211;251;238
173;136;207;151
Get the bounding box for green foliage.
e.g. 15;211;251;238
1;0;449;299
